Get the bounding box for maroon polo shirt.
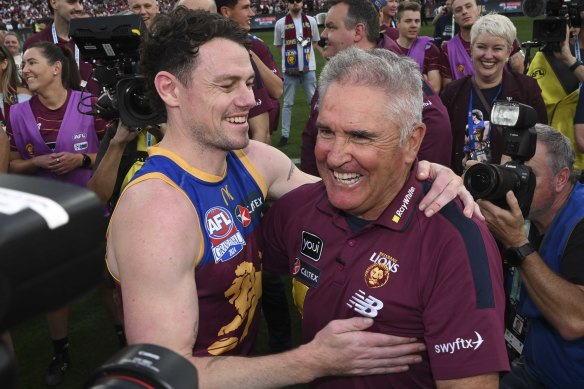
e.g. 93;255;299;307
250;36;282;134
261;161;509;388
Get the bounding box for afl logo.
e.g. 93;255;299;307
529;68;545;79
205;206;234;239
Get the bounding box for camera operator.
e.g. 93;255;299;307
478;124;584;388
527;18;584;172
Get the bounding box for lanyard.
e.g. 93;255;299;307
52;23;80;69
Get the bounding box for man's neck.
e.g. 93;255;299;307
397;36;414;49
160;122;230;176
53;17;71;41
460;26;471;42
289;10;301;18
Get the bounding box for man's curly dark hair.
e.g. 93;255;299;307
139;6;250;115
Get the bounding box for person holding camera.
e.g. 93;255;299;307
6;41;106;386
478;124;584;388
432;0;458;46
526;17;584;173
106;8;485;387
440;13;547;175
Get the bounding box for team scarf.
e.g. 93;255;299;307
284;13;312;75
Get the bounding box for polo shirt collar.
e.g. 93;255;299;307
315;160;427;232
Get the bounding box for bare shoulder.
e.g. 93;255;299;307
242;140;319;201
108;177;199;280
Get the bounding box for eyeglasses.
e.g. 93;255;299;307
287;0;303;3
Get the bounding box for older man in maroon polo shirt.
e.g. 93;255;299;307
262;47;508;388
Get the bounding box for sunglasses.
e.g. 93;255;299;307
288;0;303;3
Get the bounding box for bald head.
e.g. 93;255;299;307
176;0;217;13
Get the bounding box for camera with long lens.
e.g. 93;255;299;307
0;176;196;388
464;101;538;218
530;0;584;52
69;15;165;127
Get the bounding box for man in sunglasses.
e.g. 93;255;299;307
273;0;320;147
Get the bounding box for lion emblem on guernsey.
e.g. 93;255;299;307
207;261;261;355
364;262;390;288
457;63;465;76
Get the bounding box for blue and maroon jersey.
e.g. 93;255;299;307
125;146;267;356
262;161;509;387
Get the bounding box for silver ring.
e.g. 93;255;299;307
56;158;60;163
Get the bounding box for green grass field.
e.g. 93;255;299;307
8;16;536;389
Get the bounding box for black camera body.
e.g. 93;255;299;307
532;0;584;52
70;14;165;127
464;102;538;218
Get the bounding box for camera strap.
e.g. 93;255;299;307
542;44;580;95
470;77;497;114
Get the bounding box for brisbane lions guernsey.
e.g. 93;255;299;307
262;161;509;388
118;146;266;356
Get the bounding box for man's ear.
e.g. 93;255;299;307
354;22;367;44
554;166;572;193
219;6;230;18
154;71;180;108
404;123;426;164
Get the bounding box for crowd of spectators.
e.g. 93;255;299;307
0;0;327;31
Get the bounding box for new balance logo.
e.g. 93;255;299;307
347;290;383;318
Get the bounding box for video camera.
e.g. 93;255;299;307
527;0;584;52
69;14;165;127
0;175;196;388
463;101;538;218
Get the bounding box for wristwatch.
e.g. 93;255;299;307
81;154;91;169
505;243;535;268
569;60;583;72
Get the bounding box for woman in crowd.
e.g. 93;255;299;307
0;42;31;172
6;41;105;386
440;13;547;175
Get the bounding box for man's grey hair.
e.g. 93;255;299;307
534;123;577;182
470;13;516;48
318;47;423;145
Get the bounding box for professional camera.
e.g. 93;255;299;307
463;101;538;218
0;175;196;388
70;14;165;127
529;0;584;52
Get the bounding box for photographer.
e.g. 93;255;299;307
478;124;584;388
527;19;584;172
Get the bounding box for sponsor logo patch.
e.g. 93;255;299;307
234;205;251;228
205;206;246;263
392;186;415;223
434;331;484;354
74;141;89;151
364;262;390;288
72;133;87;140
292;258;321;288
347;290;384;318
300;231;323;262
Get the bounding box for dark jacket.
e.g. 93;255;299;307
440;70;548;175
